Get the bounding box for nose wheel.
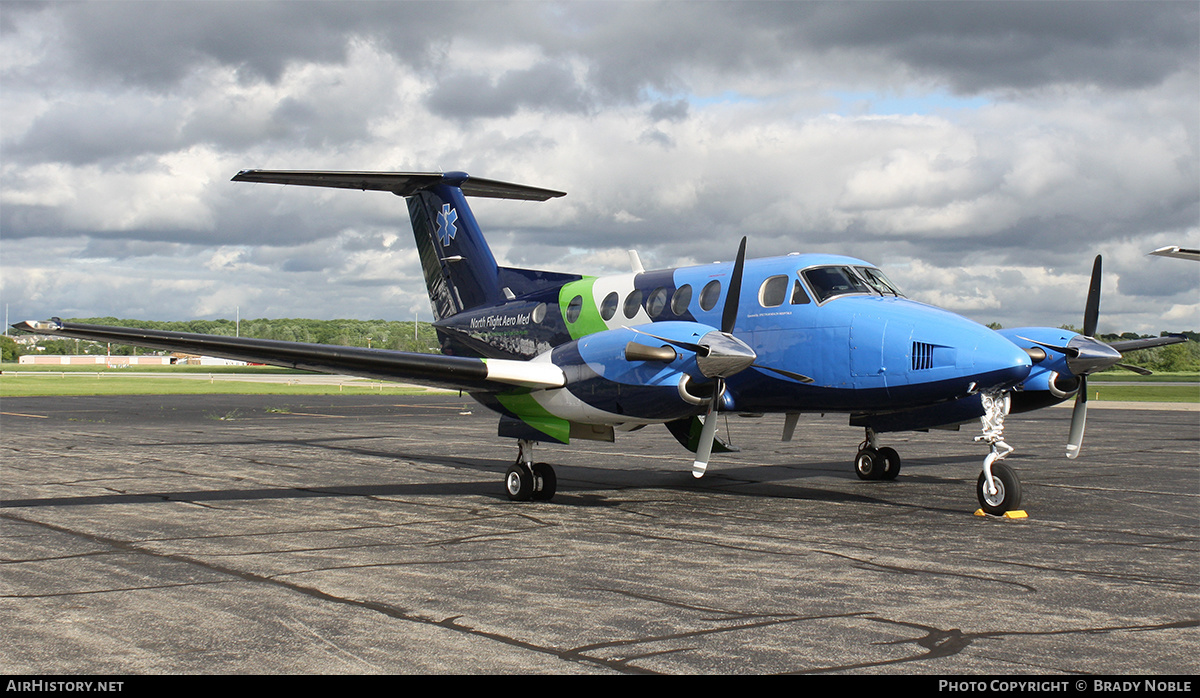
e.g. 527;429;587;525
977;461;1021;516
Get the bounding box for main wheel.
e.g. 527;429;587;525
877;447;901;480
531;462;557;501
505;463;535;501
976;461;1022;515
855;448;884;480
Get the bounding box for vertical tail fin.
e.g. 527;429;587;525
231;170;565;320
407;177;503;319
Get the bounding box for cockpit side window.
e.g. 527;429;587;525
790;279;810;305
801;266;871;303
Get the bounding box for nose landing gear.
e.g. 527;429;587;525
974;391;1023;515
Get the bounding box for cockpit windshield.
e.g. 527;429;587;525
801;265;904;303
854;266;904;297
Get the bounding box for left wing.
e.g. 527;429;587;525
12;319;564;393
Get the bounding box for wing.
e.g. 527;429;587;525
1148;246;1200;261
12;319;564;393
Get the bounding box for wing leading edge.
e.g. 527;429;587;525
12;319;564;393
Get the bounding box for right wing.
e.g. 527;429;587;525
12;319;564;393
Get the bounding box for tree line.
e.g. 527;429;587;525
5;318;1199;372
5;318;441;360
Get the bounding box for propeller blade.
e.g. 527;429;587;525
1083;255;1102;338
752;363;815;383
1115;362;1154;376
691;378;724;477
1066;376;1088;459
721;237;747;335
1108;333;1188;353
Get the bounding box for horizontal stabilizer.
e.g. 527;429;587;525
231;170;566;201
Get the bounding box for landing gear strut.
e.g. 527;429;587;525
974;391;1022;515
854;428;901;481
506;439;557;502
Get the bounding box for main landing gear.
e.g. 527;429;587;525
505;439;557;502
854;428;901;481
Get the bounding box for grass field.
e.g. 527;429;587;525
2;365;1196;401
1;363;306;374
0;373;444;397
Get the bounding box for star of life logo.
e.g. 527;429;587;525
436;204;458;246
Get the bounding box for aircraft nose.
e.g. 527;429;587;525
973;330;1032;391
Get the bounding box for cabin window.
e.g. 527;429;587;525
646;287;669;318
623;289;643;319
758;275;789;308
600;291;619;320
801;266;871;303
671;285;692;316
567;295;583;323
699;280;722;311
791;279;811;305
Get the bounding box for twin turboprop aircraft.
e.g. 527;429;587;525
16;171;1186;515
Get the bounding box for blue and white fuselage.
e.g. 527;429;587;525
446;252;1032;436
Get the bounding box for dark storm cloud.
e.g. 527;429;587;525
43;2;399;87
767;1;1198;92
14;2;1195;104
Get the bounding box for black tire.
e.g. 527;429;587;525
976;461;1022;515
531;462;557;501
878;447;901;480
854;448;884;480
505;463;535;501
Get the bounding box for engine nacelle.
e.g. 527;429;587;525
545;322;721;423
1002;329;1085;413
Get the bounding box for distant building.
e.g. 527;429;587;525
17;353;248;367
19;354;174;366
172;354;248;366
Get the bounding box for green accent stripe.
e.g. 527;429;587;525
559;277;607;340
495;391;571;444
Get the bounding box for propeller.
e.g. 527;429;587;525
622;237;817;475
1010;258;1186;459
1057;256;1168;458
687;238;814;476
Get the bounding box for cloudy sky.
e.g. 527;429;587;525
2;1;1197;335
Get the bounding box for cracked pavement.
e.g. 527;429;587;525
2;394;1196;674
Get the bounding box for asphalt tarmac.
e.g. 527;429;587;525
2;394;1197;675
